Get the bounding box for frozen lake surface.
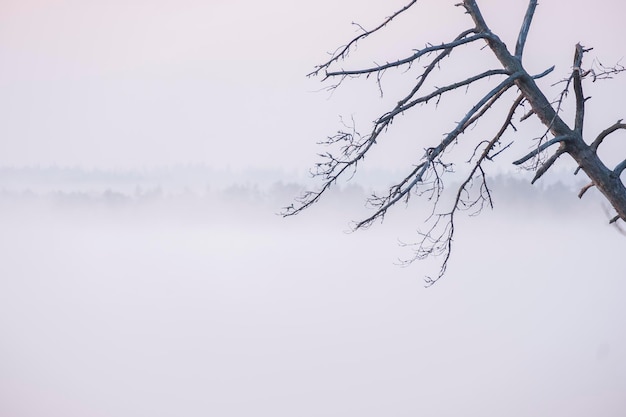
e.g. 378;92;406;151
0;192;624;416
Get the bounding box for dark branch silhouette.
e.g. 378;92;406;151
284;0;626;285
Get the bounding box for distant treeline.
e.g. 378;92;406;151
0;166;604;216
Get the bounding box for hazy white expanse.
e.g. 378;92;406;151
0;175;624;417
2;1;626;414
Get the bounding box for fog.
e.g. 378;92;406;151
0;171;624;416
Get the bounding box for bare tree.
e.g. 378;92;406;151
284;0;626;285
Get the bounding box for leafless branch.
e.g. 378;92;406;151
378;69;510;125
308;0;419;77
287;0;626;283
380;29;480;123
420;94;525;285
578;182;595;198
515;0;537;58
324;32;486;78
287;32;520;220
591;59;626;82
369;78;523;285
424;72;521;162
512;135;571;165
590;119;626;151
488;94;525;155
573;43;591;133
531;146;566;184
351;73;519;227
533;66;556;79
575;119;626;175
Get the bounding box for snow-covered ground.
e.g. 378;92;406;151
0;179;624;417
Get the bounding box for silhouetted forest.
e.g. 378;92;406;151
0;166;607;224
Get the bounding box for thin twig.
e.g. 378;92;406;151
308;0;419;77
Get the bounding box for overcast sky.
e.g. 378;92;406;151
2;3;626;415
1;0;626;172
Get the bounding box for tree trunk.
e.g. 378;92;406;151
465;0;626;222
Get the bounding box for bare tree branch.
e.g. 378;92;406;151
325;32;486;78
515;0;538;58
308;0;419;77
378;69;510;124
287;26;519;220
590;119;626;151
573;43;590;133
591;59;626;82
533;66;556;79
579;182;595;198
512;135;571;165
381;29;480;123
349;72;519;231
531;146;566;184
420;93;526;285
286;0;626;283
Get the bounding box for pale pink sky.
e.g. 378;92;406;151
1;3;626;417
1;0;625;170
